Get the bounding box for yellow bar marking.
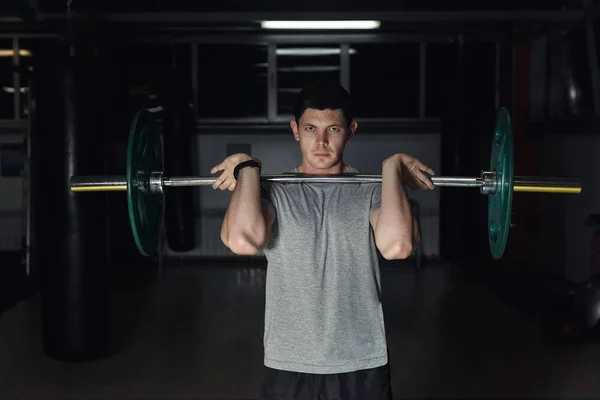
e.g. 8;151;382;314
513;185;581;194
71;186;128;192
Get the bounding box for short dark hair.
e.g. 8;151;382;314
294;81;354;127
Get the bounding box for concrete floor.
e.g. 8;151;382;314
1;261;600;399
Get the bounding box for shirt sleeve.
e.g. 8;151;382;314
370;183;382;212
260;182;277;217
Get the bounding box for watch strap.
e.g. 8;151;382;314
233;159;261;180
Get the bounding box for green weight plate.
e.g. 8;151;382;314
488;107;514;260
127;110;164;257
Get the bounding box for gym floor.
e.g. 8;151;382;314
1;260;599;399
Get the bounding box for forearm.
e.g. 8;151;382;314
374;162;414;259
222;167;267;252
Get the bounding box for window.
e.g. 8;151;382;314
0;144;24;177
349;43;420;118
275;45;341;116
196;44;268;118
187;41;460;122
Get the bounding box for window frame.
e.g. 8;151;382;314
188;34;440;125
0;33;440;126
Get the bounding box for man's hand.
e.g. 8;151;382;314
382;153;435;190
210;153;261;191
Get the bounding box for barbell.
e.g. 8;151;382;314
69;107;582;259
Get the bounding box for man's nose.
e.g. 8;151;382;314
316;130;329;145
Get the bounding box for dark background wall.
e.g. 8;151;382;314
0;0;599;282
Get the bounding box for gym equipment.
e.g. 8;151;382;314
69;107;582;259
35;58;110;362
127;110;164;256
487;107;514;260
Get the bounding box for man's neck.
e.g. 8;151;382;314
297;161;347;175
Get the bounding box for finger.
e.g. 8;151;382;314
416;170;435;190
422;177;435;190
414;164;435;188
413;180;429;190
210;162;225;175
220;175;237;191
220;177;234;191
227;181;236;192
212;174;225;190
418;163;435;176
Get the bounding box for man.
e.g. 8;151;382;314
211;81;435;399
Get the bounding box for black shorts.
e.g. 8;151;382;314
260;363;393;400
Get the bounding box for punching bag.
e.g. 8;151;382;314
161;63;195;252
31;41;109;361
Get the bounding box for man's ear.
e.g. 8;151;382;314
347;120;358;140
290;119;299;141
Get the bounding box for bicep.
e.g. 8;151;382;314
221;206;275;249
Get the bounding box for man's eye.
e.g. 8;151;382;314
305;126;314;131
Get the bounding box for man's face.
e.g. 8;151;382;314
290;108;357;174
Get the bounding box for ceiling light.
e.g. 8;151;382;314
3;87;28;93
261;20;380;30
276;48;357;56
0;49;32;57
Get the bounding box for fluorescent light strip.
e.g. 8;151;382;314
278;66;340;72
0;49;32;57
276;48;357;56
3;87;28;93
261;20;380;30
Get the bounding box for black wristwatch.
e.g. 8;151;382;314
233;159;262;180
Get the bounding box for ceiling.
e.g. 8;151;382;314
0;0;597;42
22;0;583;12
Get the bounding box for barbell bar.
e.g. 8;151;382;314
69;108;582;259
70;174;581;193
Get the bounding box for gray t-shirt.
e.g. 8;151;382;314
260;165;387;374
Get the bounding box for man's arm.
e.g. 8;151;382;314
370;209;420;258
370;154;433;259
211;154;275;255
370;162;414;259
221;167;275;255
